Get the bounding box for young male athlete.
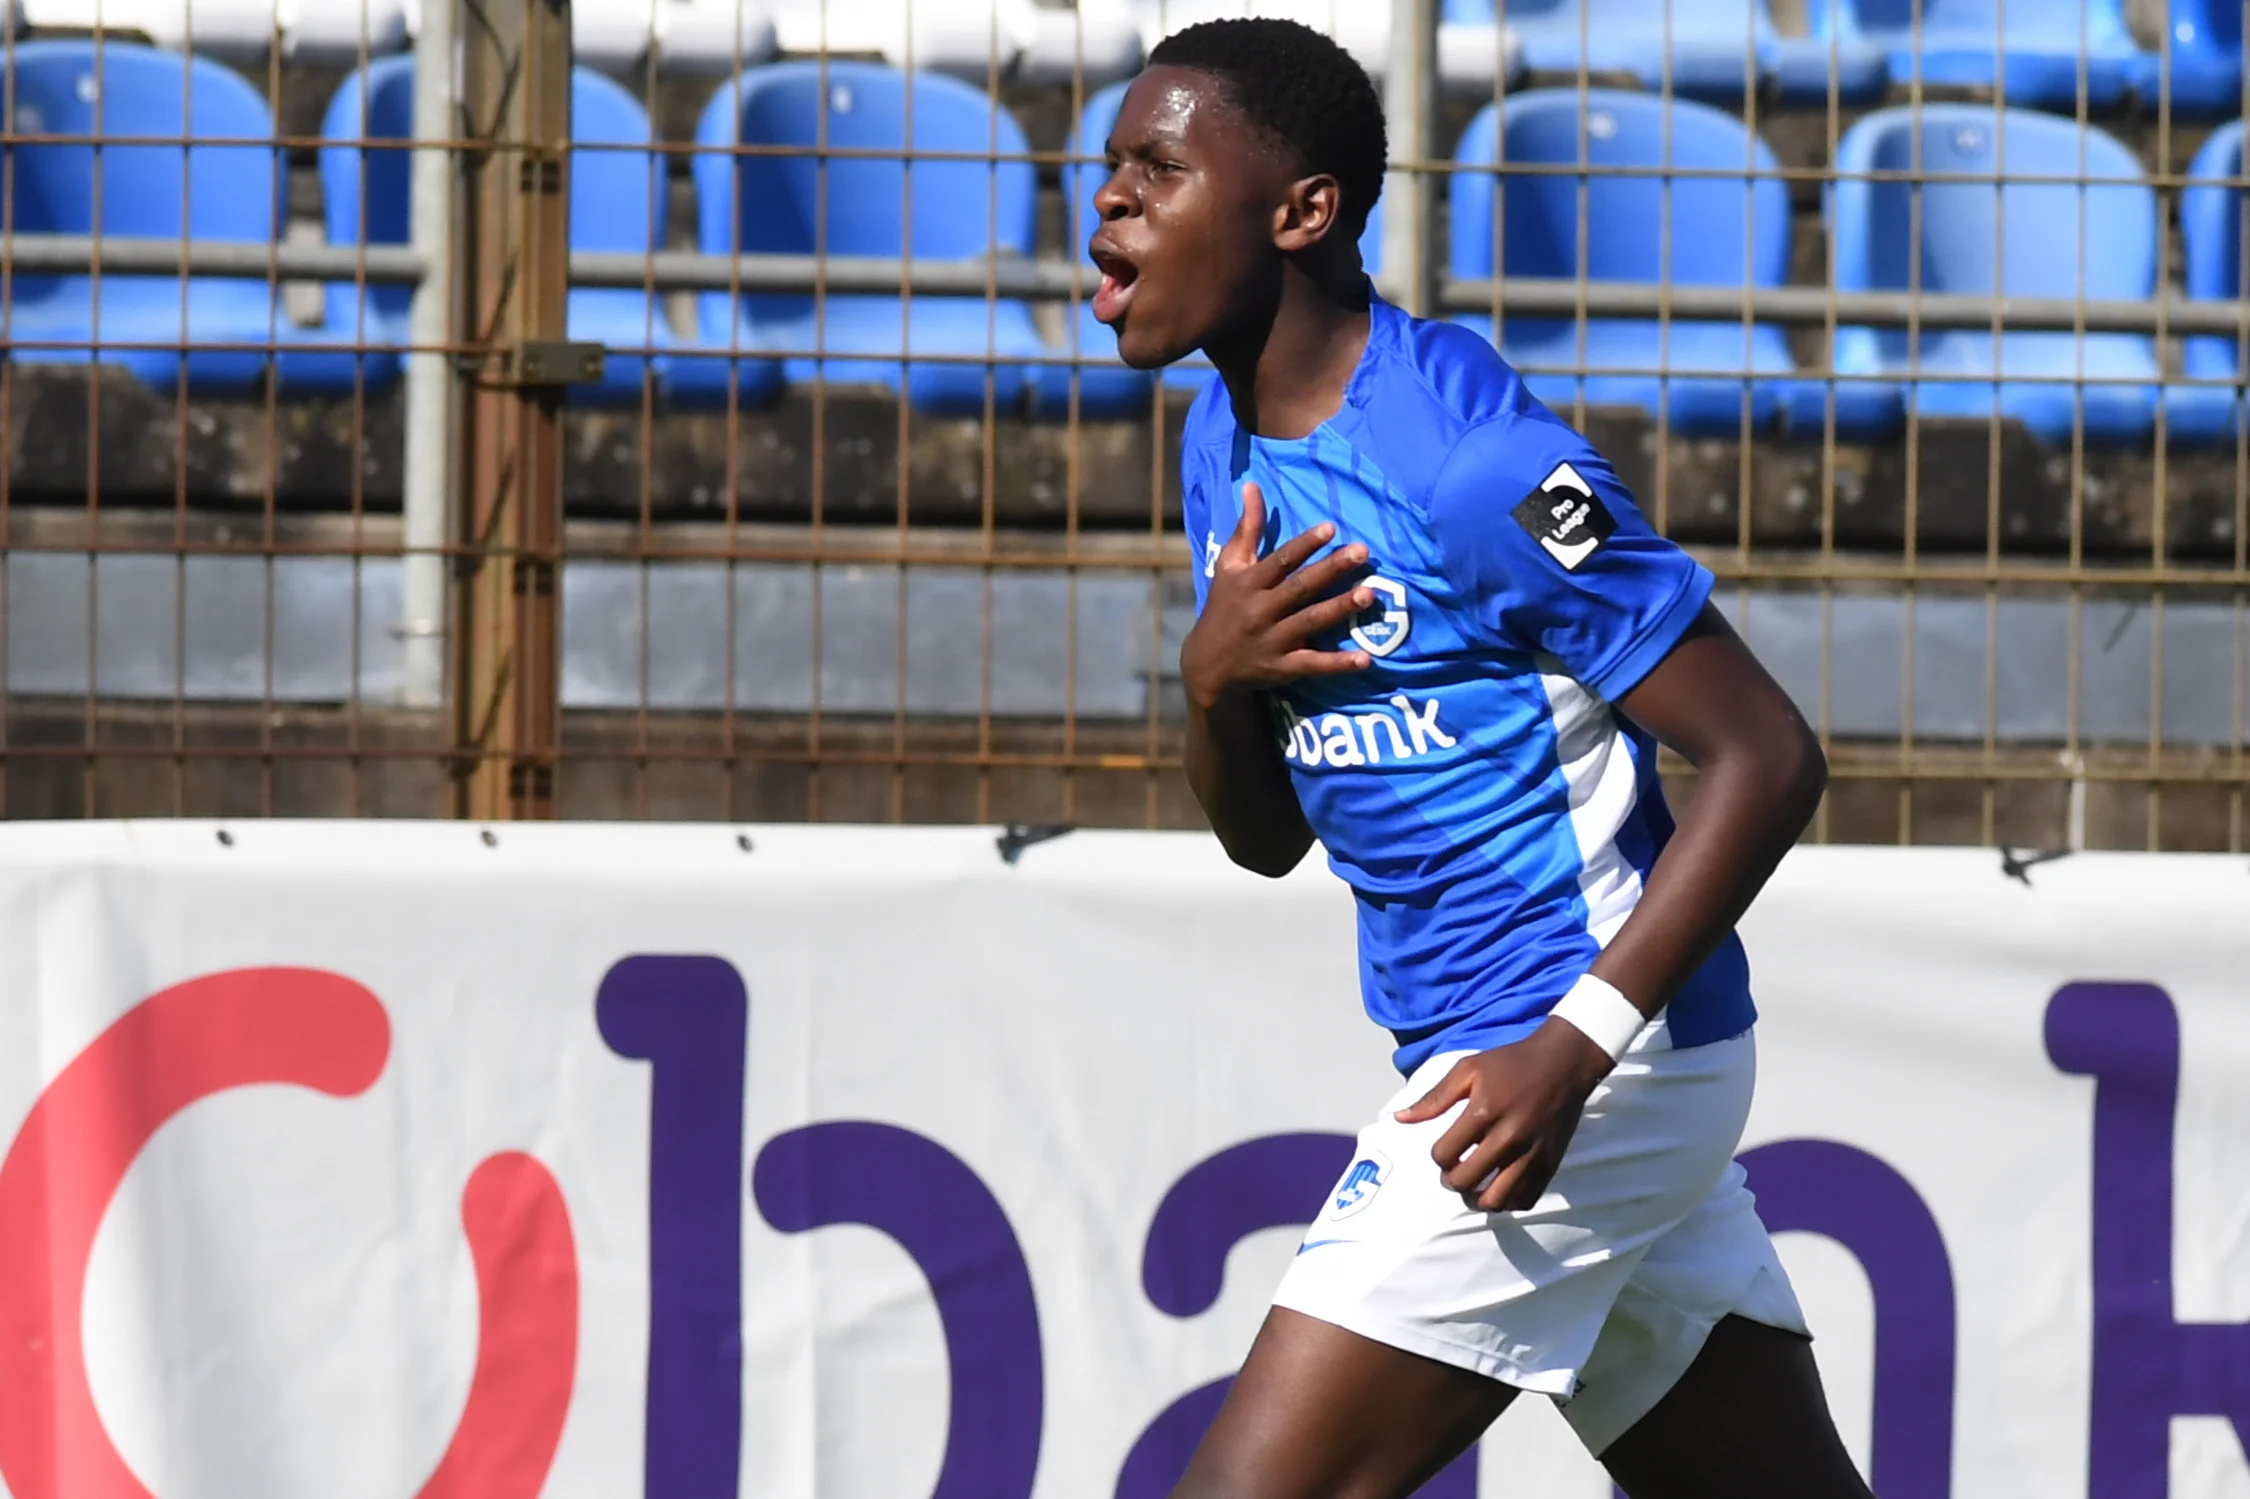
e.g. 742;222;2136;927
1089;18;1875;1499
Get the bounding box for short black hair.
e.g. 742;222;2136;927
1146;17;1389;236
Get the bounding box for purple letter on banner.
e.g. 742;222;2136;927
2047;981;2250;1499
1738;1140;1955;1499
597;955;748;1499
755;1122;1043;1499
1117;1133;1480;1499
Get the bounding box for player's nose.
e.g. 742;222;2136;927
1091;165;1136;224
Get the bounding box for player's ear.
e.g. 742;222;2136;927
1272;172;1344;253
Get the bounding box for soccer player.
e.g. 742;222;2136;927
1087;18;1873;1499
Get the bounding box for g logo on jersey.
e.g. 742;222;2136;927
1327;1150;1391;1219
1348;577;1412;658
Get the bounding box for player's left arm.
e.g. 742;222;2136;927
1600;605;1827;1018
1396;422;1824;1214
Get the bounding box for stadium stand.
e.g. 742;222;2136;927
652;0;781;75
571;0;664;73
1825;104;2161;447
1130;0;1391;79
1448;88;1902;439
690;58;1053;414
1134;0;1526;92
765;0;1036;80
564;68;687;405
274;53;410;397
1017;0;1147;86
1441;0;1886;105
2169;118;2247;444
2132;0;2245;115
289;58;725;407
18;0;411;62
18;0;265;61
285;0;414;62
1806;0;2149;111
2;40;301;396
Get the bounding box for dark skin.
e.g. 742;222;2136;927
1095;64;1875;1499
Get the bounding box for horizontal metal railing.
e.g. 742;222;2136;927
15;235;2250;341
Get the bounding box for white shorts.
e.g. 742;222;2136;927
1271;1021;1808;1456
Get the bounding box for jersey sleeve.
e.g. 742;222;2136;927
1426;417;1713;701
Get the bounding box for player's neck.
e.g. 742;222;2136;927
1210;269;1372;442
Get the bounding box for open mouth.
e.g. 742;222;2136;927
1090;245;1140;325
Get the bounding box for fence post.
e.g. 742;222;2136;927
452;0;574;819
1382;0;1438;317
399;0;457;711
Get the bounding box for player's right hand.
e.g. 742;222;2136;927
1179;482;1375;712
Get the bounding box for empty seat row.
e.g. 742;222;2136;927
1442;0;1886;104
7;0;1144;83
1813;0;2243;115
1444;0;2243;114
1448;89;2250;447
4;0;1524;91
299;62;2250;443
1128;1;1525;92
0;42;1363;414
12;0;1467;90
19;0;411;65
17;0;2237;110
11;40;2250;446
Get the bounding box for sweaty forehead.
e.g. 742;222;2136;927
1113;65;1296;171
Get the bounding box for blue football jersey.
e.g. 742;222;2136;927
1182;297;1756;1074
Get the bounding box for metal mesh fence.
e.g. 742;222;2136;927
0;0;2243;850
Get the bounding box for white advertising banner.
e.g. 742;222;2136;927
0;821;2242;1499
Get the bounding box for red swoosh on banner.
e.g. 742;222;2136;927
415;1152;579;1499
0;967;578;1499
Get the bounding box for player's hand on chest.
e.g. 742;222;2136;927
1179;482;1381;713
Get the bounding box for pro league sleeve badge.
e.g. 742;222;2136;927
1512;460;1618;572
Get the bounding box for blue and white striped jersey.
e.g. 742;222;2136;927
1182;297;1756;1074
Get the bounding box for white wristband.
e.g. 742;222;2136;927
1549;973;1648;1063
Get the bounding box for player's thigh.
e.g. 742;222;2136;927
1171;1306;1516;1499
1599;1314;1873;1499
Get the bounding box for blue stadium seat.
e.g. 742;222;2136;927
566;69;687;406
1441;0;1887;105
2169;120;2245;443
276;56;412;397
288;58;743;407
2130;0;2244;116
1809;0;2147;111
1032;80;1384;416
690;59;1052;415
1450;88;1895;438
1825;105;2160;447
2;40;294;395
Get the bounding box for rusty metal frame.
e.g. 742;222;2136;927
452;0;573;819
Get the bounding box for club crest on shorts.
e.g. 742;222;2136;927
1347;577;1412;658
1512;460;1618;572
1327;1149;1392;1219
